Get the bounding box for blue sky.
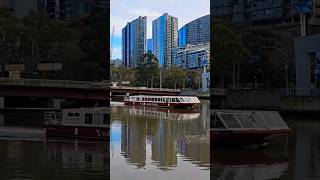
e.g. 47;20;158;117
110;0;210;59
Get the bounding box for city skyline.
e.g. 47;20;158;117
110;0;210;59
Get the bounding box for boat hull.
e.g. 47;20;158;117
211;129;291;147
45;125;109;139
124;101;196;108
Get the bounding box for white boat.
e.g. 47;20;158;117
123;95;201;108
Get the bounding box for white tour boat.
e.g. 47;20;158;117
123;95;201;108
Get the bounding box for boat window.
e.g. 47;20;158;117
85;113;93;124
103;114;109;124
137;98;140;101
179;98;185;102
67;112;73;117
74;113;80;117
176;98;180;102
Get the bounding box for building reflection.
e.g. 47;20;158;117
121;117;146;168
115;103;210;170
151;119;177;170
45;139;109;170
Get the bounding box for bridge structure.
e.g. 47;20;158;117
0;78;182;109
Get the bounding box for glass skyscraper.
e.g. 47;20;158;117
122;16;147;67
178;15;210;47
147;39;153;53
152;13;178;68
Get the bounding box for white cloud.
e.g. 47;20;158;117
111;0;210;38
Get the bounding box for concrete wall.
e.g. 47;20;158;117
281;97;320;111
226;90;281;110
219;89;320;112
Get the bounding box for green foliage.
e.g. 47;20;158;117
0;9;108;81
186;70;201;89
136;53;160;87
163;67;187;89
213;18;288;88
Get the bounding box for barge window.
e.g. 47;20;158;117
85;113;93;124
220;114;241;128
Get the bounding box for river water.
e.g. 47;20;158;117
1;105;320;180
110;101;210;180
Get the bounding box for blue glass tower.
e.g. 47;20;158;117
122;16;147;67
178;15;210;47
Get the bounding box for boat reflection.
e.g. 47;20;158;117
124;106;201;120
112;104;209;171
211;148;289;180
45;139;109;170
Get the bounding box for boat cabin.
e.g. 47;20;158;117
45;108;109;128
124;95;200;104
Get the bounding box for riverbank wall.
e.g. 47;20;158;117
214;89;320;112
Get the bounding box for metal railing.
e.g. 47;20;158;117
110;86;181;92
0;78;110;89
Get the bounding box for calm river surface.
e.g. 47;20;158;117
110;101;210;180
210;113;320;180
1;105;320;180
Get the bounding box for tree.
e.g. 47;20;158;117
0;8;22;63
212;18;247;88
186;70;201;89
136;53;160;87
240;26;287;88
163;67;187;89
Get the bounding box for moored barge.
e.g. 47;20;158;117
211;110;292;146
124;95;201;108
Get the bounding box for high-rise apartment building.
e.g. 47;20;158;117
152;13;178;68
122;16;147;67
38;0;107;20
178;15;210;47
172;43;210;69
211;0;320;25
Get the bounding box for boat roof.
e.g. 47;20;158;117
212;110;290;130
129;95;199;98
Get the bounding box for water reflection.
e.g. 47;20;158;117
0;139;109;180
211;148;289;180
111;102;210;179
210;113;320;180
0;109;110;180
